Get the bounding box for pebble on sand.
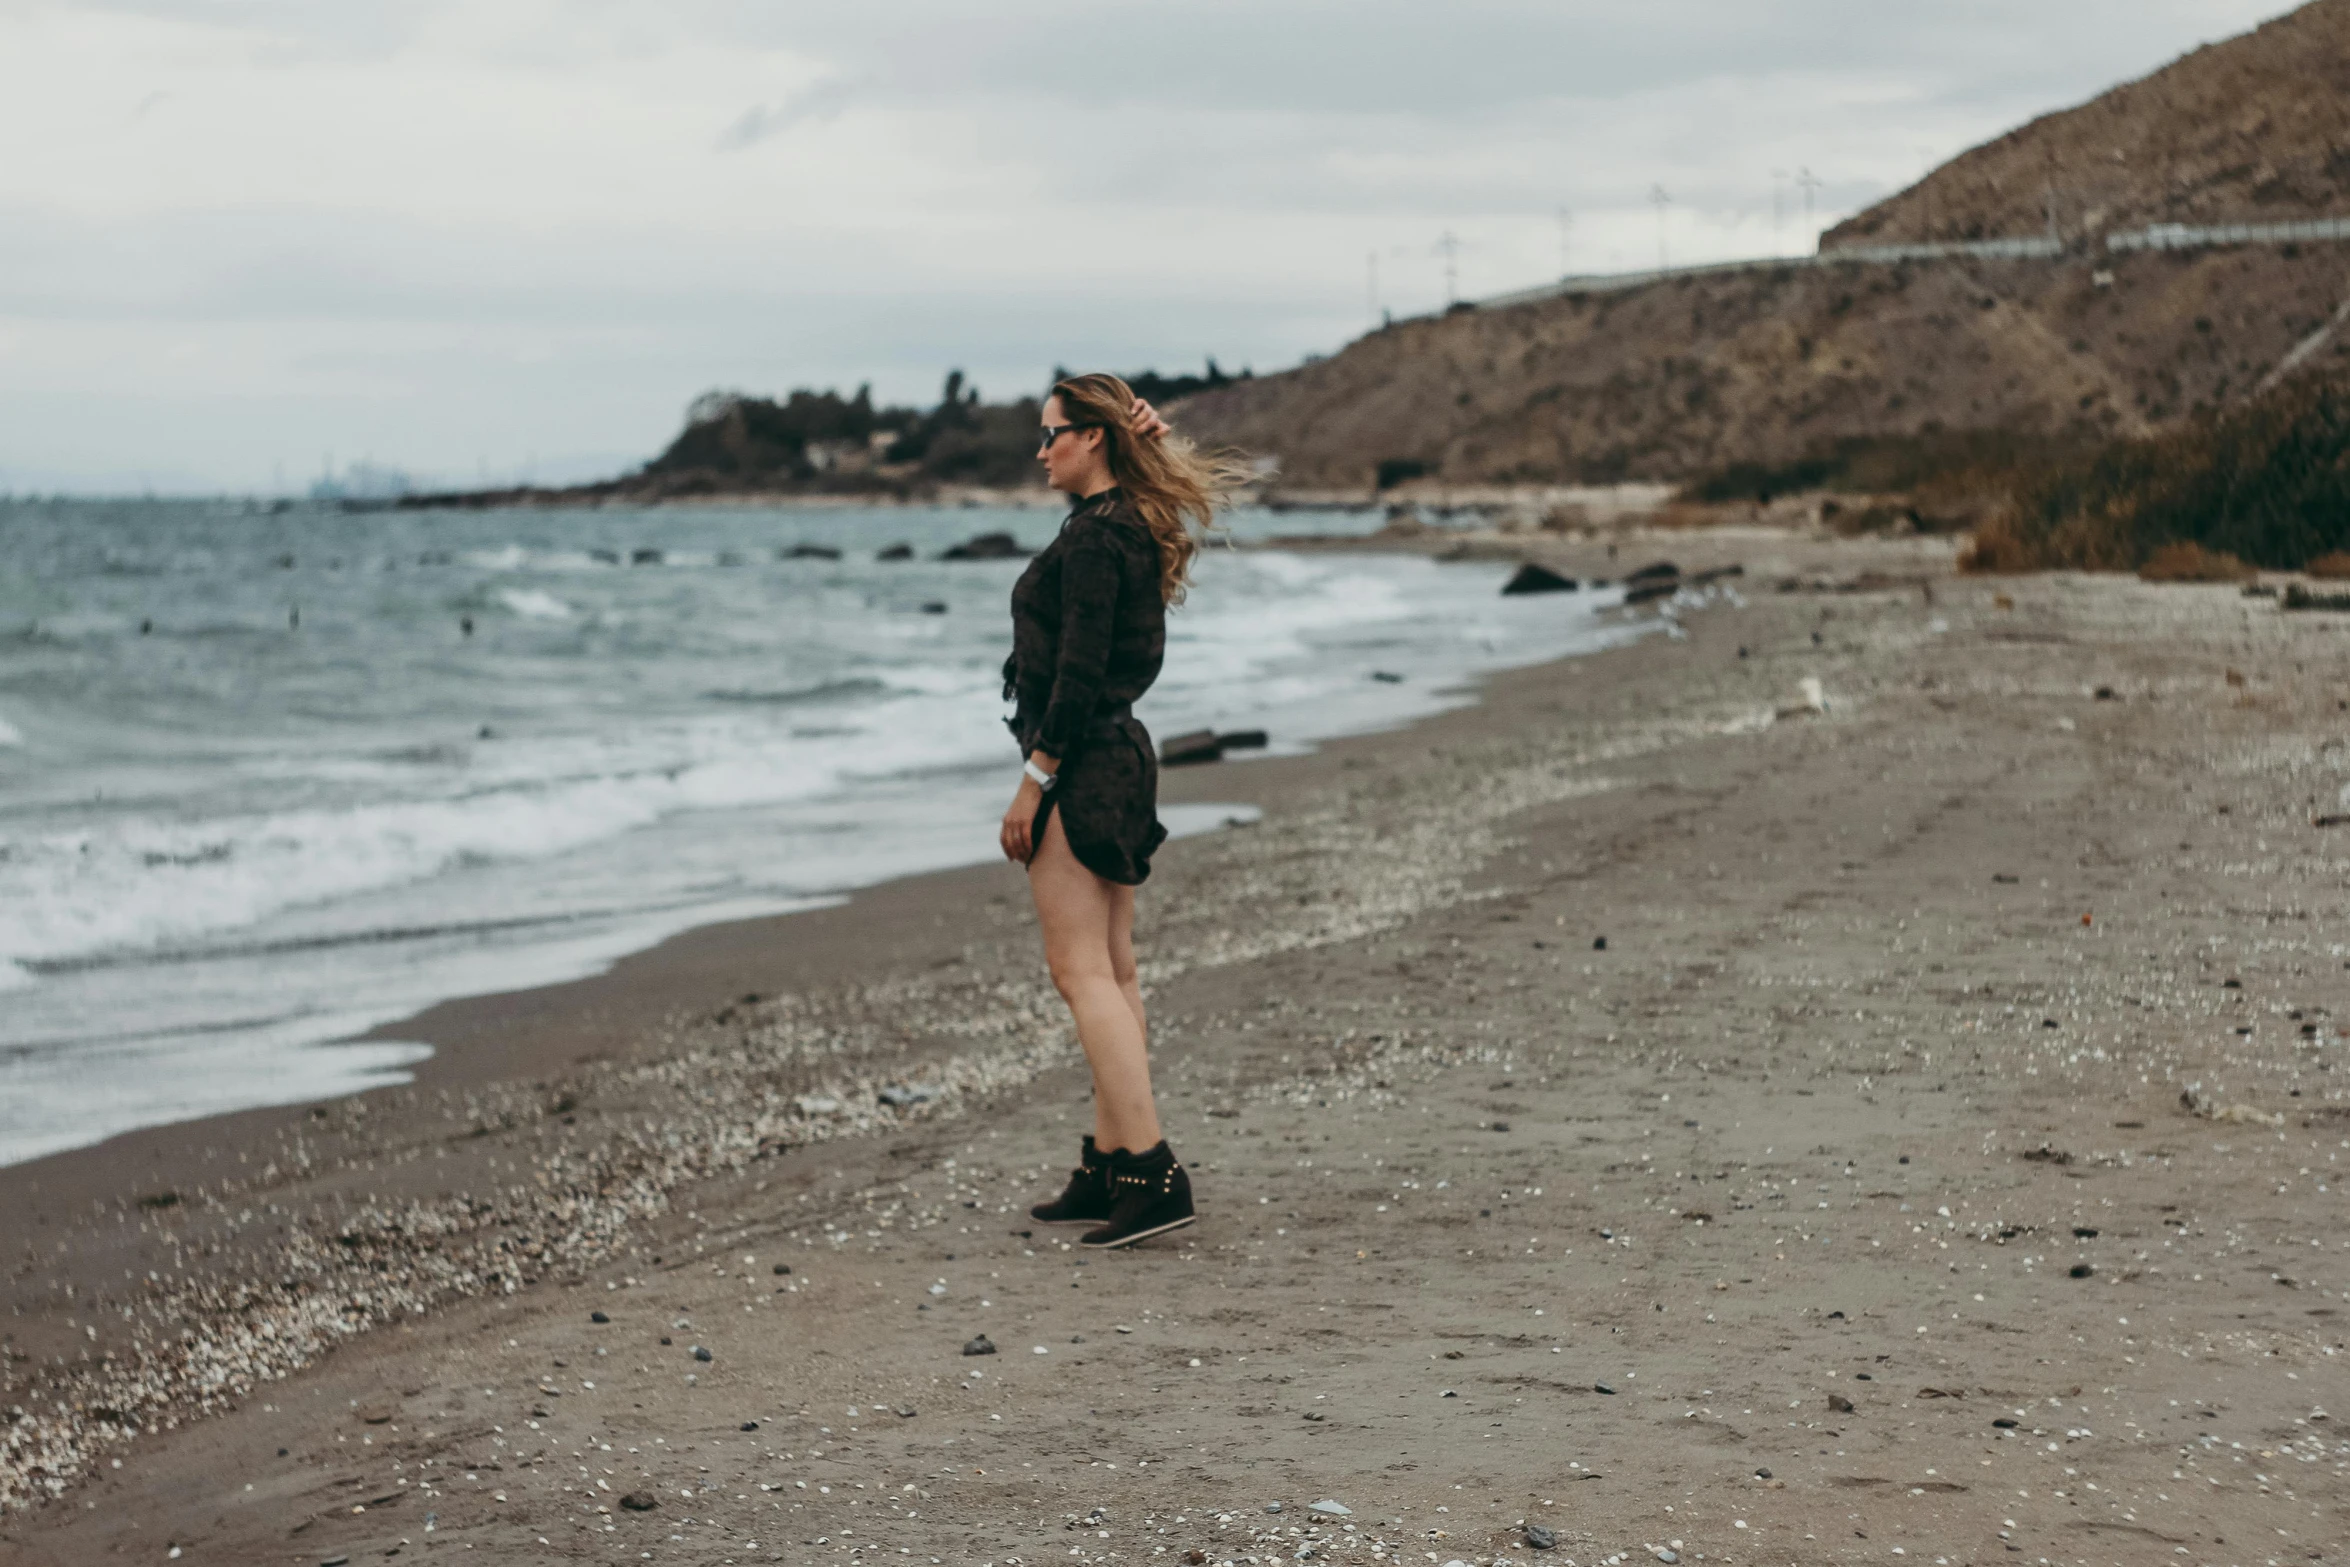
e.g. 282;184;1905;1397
963;1334;997;1356
1525;1522;1558;1550
1308;1499;1351;1516
690;1345;713;1362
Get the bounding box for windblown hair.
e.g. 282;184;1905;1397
1050;372;1254;606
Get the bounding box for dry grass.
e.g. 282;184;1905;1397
2137;541;2257;583
1960;372;2350;574
2305;551;2350;579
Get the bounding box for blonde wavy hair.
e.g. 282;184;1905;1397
1050;372;1254;606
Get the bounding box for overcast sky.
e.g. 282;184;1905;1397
0;0;2296;493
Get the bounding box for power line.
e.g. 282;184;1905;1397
1434;229;1463;306
1796;167;1824;244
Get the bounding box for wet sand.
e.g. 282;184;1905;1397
5;530;2347;1566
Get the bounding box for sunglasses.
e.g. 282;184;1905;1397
1038;422;1098;453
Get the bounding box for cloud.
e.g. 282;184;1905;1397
715;76;854;151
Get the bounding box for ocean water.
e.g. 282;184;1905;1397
0;497;1641;1166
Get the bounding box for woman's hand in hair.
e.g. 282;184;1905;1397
1127;397;1171;442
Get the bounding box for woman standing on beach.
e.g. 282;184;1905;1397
999;372;1248;1249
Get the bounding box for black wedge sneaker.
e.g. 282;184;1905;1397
1028;1136;1112;1224
1079;1142;1195;1249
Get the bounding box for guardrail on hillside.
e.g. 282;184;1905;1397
1474;234;2067;312
1462;216;2350;317
2106;216;2350;251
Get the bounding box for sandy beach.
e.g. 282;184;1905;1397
5;528;2347;1567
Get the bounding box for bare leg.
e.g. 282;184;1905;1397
1108;881;1145;1038
1028;809;1162;1153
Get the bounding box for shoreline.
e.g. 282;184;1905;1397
12;525;2346;1566
0;526;1797;1507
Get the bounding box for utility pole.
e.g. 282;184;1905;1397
1434;230;1461;306
1796;167;1824;246
1649;185;1672;270
1557;207;1574;277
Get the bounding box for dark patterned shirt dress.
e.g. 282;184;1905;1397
1002;487;1171;885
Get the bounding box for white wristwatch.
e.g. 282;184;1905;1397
1024;759;1058;789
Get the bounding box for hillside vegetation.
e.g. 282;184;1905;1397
1963;370;2350;572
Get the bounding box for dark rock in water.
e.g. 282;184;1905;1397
589;548;620;565
1501;563;1580;596
590;1311;609;1324
619;1491;657;1511
630;548;663;565
784;543;843;560
1626;561;1680;583
962;1334;997;1356
920;601;948;614
876;543;915;561
2070;1262;2094;1278
939;531;1030;561
1161;729;1224;766
1217;729;1269;751
1370;670;1404;683
773;1263;791;1275
1525;1523;1558;1551
1592;936;1607;950
1623;579;1679;605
